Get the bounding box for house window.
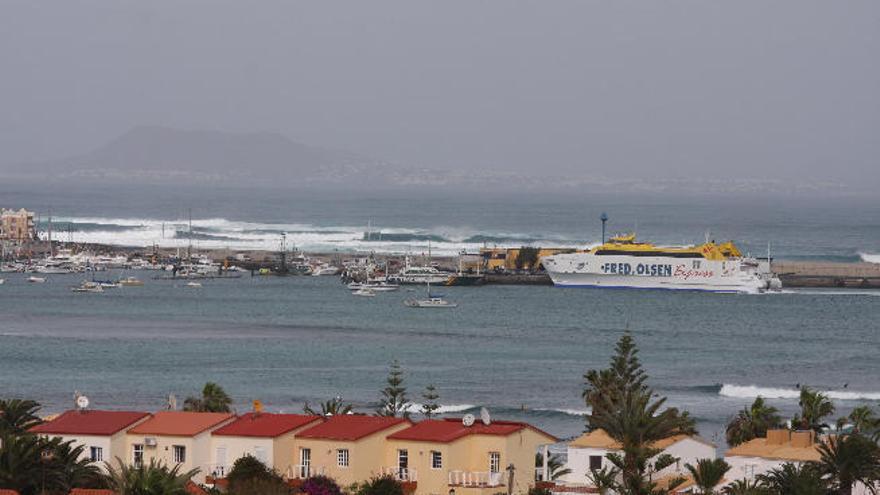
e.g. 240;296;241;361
254;446;267;464
133;444;144;468
431;451;442;469
172;445;186;464
89;446;103;462
337;448;350;467
489;452;501;473
589;455;602;471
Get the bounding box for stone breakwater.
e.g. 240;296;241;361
773;261;880;288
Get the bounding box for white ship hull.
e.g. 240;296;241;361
542;253;770;294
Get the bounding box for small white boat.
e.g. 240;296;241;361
404;296;457;308
312;265;341;276
185;281;202;288
118;276;144;287
71;281;104;293
348;282;400;292
352;288;376;297
0;278;5;285
28;276;46;283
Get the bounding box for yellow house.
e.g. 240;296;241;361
293;415;413;487
208;412;322;479
125;411;235;483
385;418;557;495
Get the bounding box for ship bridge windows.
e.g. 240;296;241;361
594;249;704;258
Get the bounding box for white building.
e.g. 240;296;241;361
30;409;151;471
207;412;321;479
724;429;819;482
563;429;716;488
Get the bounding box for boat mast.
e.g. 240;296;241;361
47;207;54;257
187;208;192;262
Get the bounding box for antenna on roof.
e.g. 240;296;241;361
480;407;491;426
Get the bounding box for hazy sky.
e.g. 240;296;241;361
1;1;878;185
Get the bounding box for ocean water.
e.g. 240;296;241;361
1;185;879;450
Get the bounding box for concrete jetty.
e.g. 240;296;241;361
772;261;880;288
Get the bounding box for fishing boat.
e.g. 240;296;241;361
27;276;46;283
541;232;781;294
388;256;453;285
118;276;144;287
71;281;104;293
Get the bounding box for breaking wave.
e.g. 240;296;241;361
404;403;477;414
719;384;880;401
533;407;591;417
43;216;583;256
860;253;880;264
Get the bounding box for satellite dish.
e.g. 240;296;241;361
462;414;476;427
76;395;90;410
480;407;491;426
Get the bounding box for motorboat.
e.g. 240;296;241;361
352;288;376;297
27;276;46;283
404;296;458;308
0;278;4;285
348;281;400;292
185;281;203;288
312;264;341;276
71;281;104;293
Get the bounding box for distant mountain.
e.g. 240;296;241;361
4;126;396;187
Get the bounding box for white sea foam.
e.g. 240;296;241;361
860;253;880;264
534;407;591;416
50;216;583;256
404;403;476;414
719;384;880;401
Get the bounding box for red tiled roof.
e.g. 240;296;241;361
127;411;233;436
212;413;320;438
388;418;558;443
297;415;411;441
186;482;208;495
70;490;116;495
0;490;21;495
29;410;150;436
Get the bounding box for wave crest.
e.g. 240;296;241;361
860;253;880;264
719;384;880;401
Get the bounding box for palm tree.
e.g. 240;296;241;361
304;396;353;416
534;452;571;481
810;433;880;495
792;387;835;433
0;398;43;436
722;479;770;495
0;433;45;494
105;457;199;495
183;382;232;413
725;397;782;447
42;437;105;490
684;458;730;494
587;466;619;495
756;462;827;495
844;405;878;434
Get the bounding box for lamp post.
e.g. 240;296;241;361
600;212;608;244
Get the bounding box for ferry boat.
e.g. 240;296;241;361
541;233;781;294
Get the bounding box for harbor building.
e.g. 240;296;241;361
125;411;235;483
207;412;322;480
562;429;716;489
0;208;36;242
29;410;151;471
292;415;413;486
385;418;557;495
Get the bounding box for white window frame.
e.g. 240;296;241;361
431;450;442;470
133;444;144;467
489;452;501;473
337;448;350;468
89;446;103;462
172;445;186;464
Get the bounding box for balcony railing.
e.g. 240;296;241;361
448;471;504;487
204;464;230;483
380;466;418;482
287;464;326;479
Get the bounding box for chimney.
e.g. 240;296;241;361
766;429;791;445
790;430;815;448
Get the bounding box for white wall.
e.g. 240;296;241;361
209;436;275;475
656;438;716;479
563;446;612;485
